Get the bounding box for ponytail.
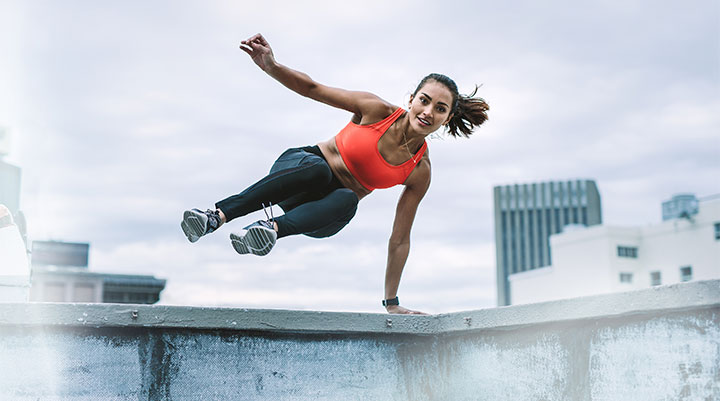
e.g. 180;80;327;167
446;85;489;138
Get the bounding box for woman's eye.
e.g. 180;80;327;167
438;107;446;113
420;98;428;104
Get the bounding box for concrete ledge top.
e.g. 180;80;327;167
0;280;718;335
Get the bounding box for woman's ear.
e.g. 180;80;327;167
443;114;454;126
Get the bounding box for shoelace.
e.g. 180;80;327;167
261;202;275;225
205;209;221;233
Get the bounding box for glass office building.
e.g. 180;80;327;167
493;180;602;306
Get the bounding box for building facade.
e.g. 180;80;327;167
0;127;21;217
509;195;720;305
29;240;166;304
0;159;21;218
493;180;602;306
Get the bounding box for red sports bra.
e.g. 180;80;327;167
335;108;427;191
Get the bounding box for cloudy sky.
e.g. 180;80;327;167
1;0;718;314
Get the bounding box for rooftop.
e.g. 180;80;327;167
0;279;717;400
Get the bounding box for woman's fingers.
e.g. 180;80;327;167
255;33;268;46
239;44;253;55
240;34;270;56
244;33;260;43
243;33;266;46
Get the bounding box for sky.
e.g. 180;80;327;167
1;0;718;314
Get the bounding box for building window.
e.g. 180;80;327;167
650;271;662;286
510;211;517;273
715;222;720;240
103;291;126;303
617;246;638;258
680;266;692;282
619;273;633;283
537;211;544;266
44;282;66;302
73;283;95;302
528;210;535;269
519;212;526;270
554;208;561;233
501;211;508;272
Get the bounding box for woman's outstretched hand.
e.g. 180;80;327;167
386;305;428;315
240;33;276;72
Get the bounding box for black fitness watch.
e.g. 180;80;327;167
382;296;399;307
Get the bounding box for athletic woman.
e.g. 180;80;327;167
181;33;489;314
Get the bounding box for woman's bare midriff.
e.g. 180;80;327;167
317;138;371;200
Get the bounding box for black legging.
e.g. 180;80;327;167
215;146;359;239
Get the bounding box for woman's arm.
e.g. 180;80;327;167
384;158;431;315
240;33;387;118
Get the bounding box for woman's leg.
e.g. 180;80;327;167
228;188;357;256
274;188;359;239
182;147;333;244
215;148;333;223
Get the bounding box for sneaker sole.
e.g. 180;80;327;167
181;210;208;243
230;232;250;254
181;221;199;243
230;226;276;256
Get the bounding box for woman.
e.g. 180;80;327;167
181;33;489;315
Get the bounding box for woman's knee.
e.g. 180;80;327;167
326;188;359;220
279;188;359;239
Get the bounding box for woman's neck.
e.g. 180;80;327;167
398;114;427;150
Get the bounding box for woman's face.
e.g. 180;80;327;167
408;80;454;133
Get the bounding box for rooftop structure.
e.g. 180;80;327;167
0;279;717;399
662;193;699;221
29;240;166;304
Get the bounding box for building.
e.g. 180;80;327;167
30;240;166;304
509;194;720;305
0;126;21;218
493;180;602;306
0;206;30;302
0;126;27;246
0;159;21;217
662;193;699;221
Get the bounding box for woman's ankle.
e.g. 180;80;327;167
217;209;227;225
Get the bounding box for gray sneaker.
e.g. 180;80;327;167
181;208;221;243
230;202;277;256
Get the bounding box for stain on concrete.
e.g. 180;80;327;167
138;332;182;400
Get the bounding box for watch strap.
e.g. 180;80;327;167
382;296;399;307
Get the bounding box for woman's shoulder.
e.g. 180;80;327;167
354;96;400;125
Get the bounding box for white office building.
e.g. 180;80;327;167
509;194;720;305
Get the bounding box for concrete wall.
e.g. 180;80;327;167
0;280;718;400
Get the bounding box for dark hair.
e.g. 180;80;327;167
412;73;489;138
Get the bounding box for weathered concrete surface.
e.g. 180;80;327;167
0;280;718;400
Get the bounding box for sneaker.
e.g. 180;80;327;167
181;208;221;243
230;220;277;256
229;202;277;256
